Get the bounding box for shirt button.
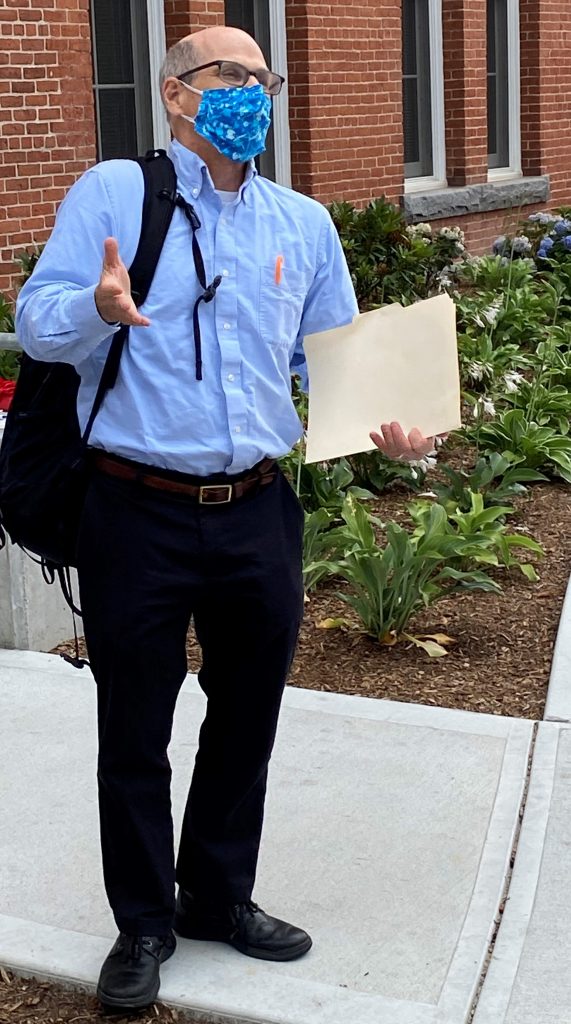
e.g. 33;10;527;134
192;187;199;197
227;373;235;382
222;269;229;277
234;426;241;434
223;322;231;330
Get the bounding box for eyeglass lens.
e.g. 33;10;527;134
218;60;283;95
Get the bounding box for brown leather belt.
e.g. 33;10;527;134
91;451;278;505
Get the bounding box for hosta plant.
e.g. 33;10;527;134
476;410;571;483
409;492;544;580
313;497;502;657
429;453;547;513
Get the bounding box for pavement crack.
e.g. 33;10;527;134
467;720;539;1023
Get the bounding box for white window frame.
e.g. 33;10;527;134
404;0;446;193
147;0;171;151
487;0;521;181
269;0;291;188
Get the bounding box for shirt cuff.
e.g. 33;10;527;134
64;285;121;345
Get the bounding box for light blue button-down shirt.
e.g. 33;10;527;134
16;139;358;475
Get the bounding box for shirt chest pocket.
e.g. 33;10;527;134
258;264;307;350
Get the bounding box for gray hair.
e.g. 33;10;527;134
159;39;199;111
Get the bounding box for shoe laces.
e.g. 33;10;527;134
125;936;143;961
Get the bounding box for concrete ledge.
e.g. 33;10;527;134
543;573;571;723
403;177;550;223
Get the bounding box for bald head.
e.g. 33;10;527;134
182;26;266;66
160;26;267;100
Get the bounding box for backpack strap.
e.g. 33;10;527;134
81;149;177;444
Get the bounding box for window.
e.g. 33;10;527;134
402;0;445;186
224;0;279;182
90;0;154;160
487;0;520;173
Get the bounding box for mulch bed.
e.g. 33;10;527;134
187;474;570;720
0;968;200;1024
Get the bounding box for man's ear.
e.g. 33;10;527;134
162;77;188;119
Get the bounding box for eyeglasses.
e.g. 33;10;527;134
177;60;285;96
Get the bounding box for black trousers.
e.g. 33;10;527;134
76;465;304;936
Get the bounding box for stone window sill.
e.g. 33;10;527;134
402;176;550;222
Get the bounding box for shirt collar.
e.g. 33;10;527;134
168;139;257;205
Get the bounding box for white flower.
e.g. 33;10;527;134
473;398;497;419
439;226;465;243
467;361;487;381
528;212;558;226
503;370;525;393
407;222;433;238
482;298;503;326
511;235;532;254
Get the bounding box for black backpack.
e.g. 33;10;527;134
0;149;178;608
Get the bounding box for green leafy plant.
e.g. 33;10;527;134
430;453;547;513
314;496;502;656
346;448;428;493
502;379;571;435
476;409;571;483
15;245;44;284
302;508;337;593
328;200;464;310
409;492;544;580
280;453;374;514
0;293;14;333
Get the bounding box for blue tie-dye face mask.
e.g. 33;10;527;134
180;82;271;163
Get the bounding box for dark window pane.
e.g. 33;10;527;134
487;75;497;155
93;0;134;85
224;0;276;180
403;0;418;77
487;0;509;166
98;88;137;159
403;78;420;164
403;0;433;177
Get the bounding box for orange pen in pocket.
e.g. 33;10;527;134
274;255;284;285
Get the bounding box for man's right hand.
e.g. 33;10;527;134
94;237;151;328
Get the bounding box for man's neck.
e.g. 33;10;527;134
174;129;247;191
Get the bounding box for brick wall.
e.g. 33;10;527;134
2;0;571;293
164;0;224;48
0;0;96;297
520;0;571;208
286;0;404;205
442;0;488;186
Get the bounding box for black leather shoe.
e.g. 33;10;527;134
97;931;176;1012
174;889;312;962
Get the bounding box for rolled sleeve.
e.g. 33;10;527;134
290;210;358;391
16;168;122;366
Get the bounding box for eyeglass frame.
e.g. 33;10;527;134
176;59;285;96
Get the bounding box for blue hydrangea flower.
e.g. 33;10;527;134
553;219;571;236
563;236;571;251
492;235;507;255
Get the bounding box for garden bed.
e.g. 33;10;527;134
184;474;570;720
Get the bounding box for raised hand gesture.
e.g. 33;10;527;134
94;237;151;328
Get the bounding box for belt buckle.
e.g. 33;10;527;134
199;483;233;505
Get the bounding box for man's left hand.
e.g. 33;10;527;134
369;421;445;461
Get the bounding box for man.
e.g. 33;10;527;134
16;26;438;1011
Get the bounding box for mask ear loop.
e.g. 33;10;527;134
159;189;222;381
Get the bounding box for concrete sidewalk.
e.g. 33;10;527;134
0;648;554;1024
